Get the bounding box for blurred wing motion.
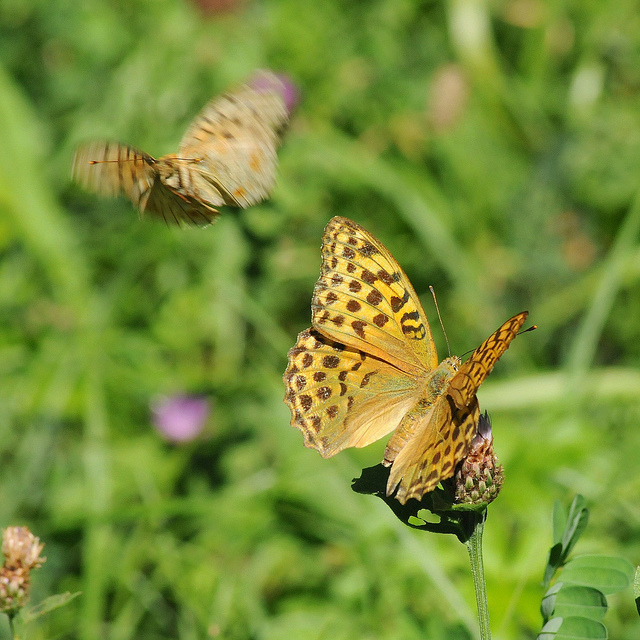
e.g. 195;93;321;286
179;70;289;209
71;142;219;226
72;70;290;226
283;216;528;503
72;143;155;205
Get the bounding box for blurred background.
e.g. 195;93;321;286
1;0;640;638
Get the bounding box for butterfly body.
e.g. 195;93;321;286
284;216;528;503
422;356;461;399
72;70;289;226
154;154;226;203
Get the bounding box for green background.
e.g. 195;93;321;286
1;0;640;638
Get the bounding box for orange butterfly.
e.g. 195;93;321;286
72;70;291;226
284;217;527;503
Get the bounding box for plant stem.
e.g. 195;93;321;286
465;510;491;640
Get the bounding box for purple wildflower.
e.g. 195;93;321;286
151;395;210;443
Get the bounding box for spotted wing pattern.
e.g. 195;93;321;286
384;312;528;502
283;215;529;504
179;71;288;208
72;71;288;226
285;328;420;457
447;312;528;410
311;217;438;377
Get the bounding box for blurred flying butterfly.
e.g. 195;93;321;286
284;217;529;504
72;70;293;226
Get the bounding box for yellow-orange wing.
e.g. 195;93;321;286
385;311;528;503
311;217;438;377
285;328;421;457
178;70;288;208
284;216;438;457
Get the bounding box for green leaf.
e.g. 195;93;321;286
633;566;640;617
538;616;607;639
561;555;634;595
545;496;589;588
23;592;82;623
350;464;483;542
541;583;607;623
561;496;589;563
541;583;562;622
539;616;564;638
545;543;565;587
553;500;568;545
552;585;607;621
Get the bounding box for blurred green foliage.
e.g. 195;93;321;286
1;0;640;638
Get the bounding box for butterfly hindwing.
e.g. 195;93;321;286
284;328;420;457
385;393;480;503
142;177;220;226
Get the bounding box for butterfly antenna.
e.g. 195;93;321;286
429;286;451;357
88;157;201;165
459;315;537;359
519;324;538;335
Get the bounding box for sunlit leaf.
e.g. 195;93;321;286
541;582;562;622
561;555;634;596
538;616;607;639
561;496;589;562
551;585;607;621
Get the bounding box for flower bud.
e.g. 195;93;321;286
454;412;504;506
0;527;46;614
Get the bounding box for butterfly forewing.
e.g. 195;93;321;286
447;312;528;410
178;73;288;208
72;142;156;205
312;217;438;377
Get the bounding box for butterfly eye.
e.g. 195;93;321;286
441;356;460;372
